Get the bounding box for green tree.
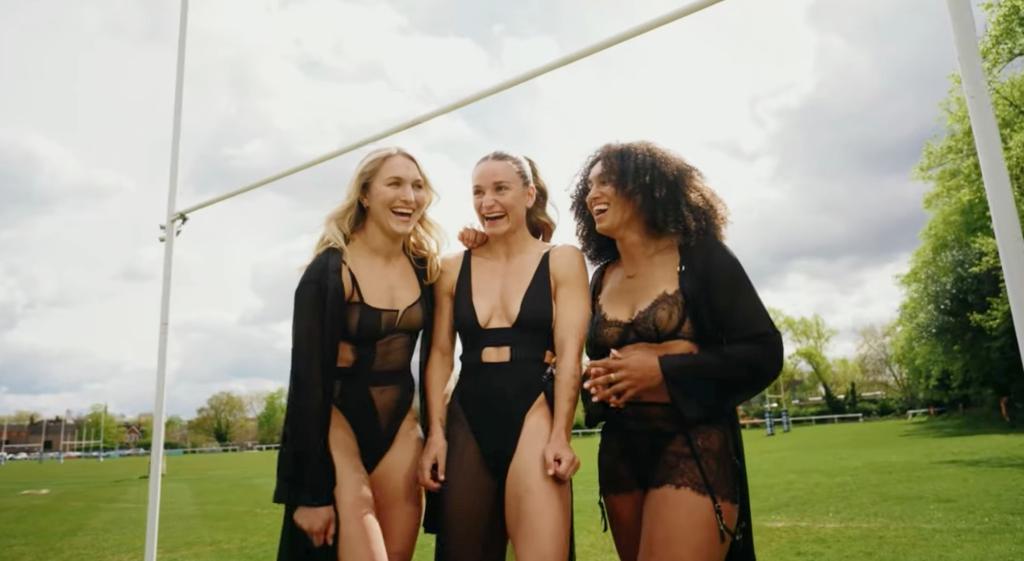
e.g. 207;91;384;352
768;309;815;406
256;388;286;445
165;415;188;448
128;413;152;449
772;310;847;413
857;323;918;406
130;414;189;449
844;381;859;410
896;0;1024;407
244;391;267;418
831;357;864;396
83;405;125;450
193;392;246;445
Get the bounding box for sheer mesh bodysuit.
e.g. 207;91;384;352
589;268;739;504
435;250;564;561
332;262;425;474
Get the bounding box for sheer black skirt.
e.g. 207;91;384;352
433;360;572;561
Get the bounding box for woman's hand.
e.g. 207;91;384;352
582;362;615;407
584;347;662;407
292;505;336;547
418;434;447;492
543;435;580;482
457;226;489;249
584;340;699;406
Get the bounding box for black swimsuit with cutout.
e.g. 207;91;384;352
588;266;739;505
434;249;563;561
332;262;425;474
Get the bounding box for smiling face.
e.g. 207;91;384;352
472;159;536;239
584;160;642;239
361;154;428;238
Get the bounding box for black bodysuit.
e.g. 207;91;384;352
434;249;564;561
588;265;739;504
332;262;425;473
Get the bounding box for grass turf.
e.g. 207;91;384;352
0;416;1021;560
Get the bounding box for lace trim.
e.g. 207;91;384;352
598;423;739;504
592;289;692;351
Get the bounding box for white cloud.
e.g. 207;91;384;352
1;0;962;417
760;252;912;357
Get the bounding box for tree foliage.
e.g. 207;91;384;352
256;388;286;445
192;391;246;445
82;404;125;449
771;310;848;412
857;323;918;406
895;0;1024;406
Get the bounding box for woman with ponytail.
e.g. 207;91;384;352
274;147;444;561
418;152;589;561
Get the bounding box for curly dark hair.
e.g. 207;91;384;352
569;141;729;265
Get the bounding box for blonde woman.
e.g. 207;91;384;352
274;147;444;561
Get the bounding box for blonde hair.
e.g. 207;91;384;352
476;151;556;242
313;147;443;283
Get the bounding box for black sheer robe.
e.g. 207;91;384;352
272;247;436;560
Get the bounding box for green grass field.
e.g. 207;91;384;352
1;416;1021;560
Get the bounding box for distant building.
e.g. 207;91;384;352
124;424;142;445
1;417;76;452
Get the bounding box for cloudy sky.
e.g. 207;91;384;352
0;0;973;418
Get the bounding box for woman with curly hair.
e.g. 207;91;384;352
575;141;782;561
274;147;444;561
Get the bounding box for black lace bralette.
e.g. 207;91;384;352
591;289;693;352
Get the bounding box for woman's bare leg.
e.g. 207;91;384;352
603;491;645;561
505;395;572;561
368;412;423;561
328;407;389;561
637;487;738;561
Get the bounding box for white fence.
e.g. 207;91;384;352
741;413;864;427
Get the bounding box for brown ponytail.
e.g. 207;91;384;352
522;156;555;242
476;151;556;242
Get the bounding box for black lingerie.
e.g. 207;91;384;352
274;248;441;561
594;288;694;349
588;268;739;503
332;261;425;474
597;404;739;504
434;249;568;561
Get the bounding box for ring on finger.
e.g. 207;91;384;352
610;372;617;383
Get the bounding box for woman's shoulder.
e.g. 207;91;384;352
440;250;465;271
547;244;587;283
547;243;584;261
434;251;466;289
